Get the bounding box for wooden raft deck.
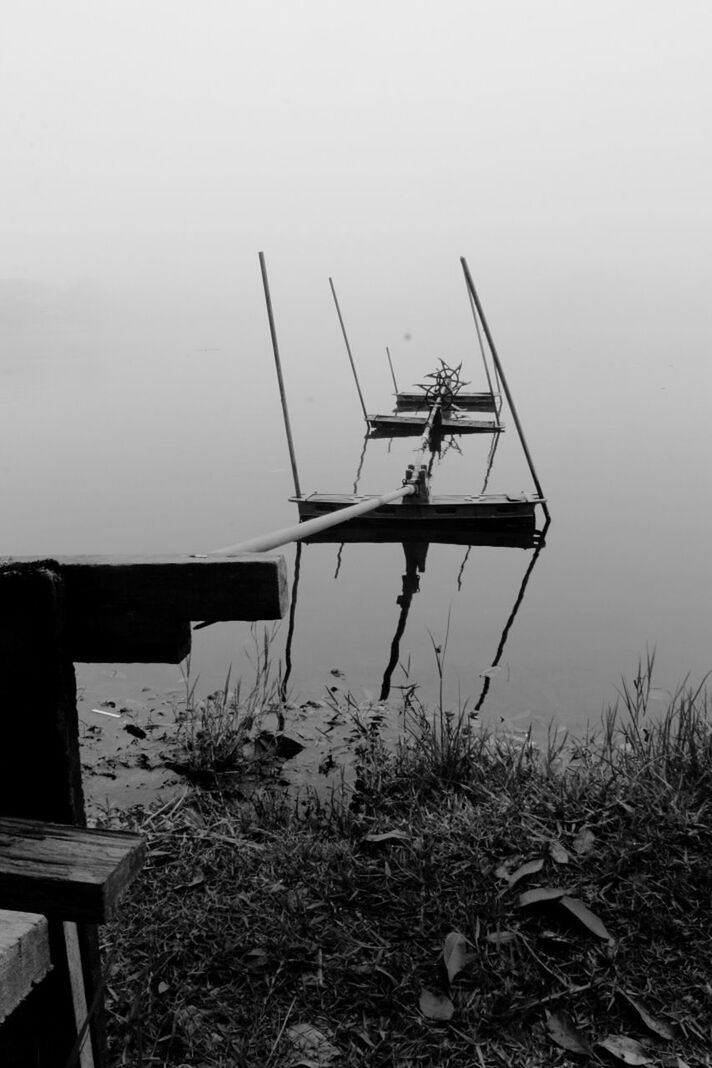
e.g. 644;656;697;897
292;493;540;533
367;412;502;436
396;390;498;412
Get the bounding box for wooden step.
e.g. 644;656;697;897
0;818;145;924
0;910;51;1024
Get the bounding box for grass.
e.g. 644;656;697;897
168;627;287;787
100;659;712;1067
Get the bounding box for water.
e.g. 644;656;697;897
1;275;710;750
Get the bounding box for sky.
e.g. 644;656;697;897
2;0;711;714
3;0;711;312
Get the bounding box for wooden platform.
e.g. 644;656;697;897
292;492;540;529
0;818;146;924
1;554;288;662
367;412;501;436
396;390;498;412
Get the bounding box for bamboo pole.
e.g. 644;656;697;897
466;286;500;427
329;277;369;422
259;252;302;497
460;258;549;518
211;483;417;555
385;346;398;392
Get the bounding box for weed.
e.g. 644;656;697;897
172;626;285;782
104;661;712;1066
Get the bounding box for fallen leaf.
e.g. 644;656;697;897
518;886;571;908
549;839;570;864
595;1034;653;1064
495;862;513;881
124;723;147;739
545;1010;592;1055
559;896;612;941
619;990;674;1041
286;1023;340;1066
419;989;454;1021
486;930;517;945
572;826;596;855
442;931;468;983
363;829;410;844
479;666;501;678
508;857;544;888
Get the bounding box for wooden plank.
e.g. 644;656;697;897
294;493;540;523
0;554;289;622
0;560;107;1063
0;911;51;1024
396;389;497;411
0;818;145;925
0;562;85;824
63;922;94;1068
368;412;500;436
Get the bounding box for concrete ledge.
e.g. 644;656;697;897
0;910;51;1024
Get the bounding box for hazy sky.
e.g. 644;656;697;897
3;0;711;306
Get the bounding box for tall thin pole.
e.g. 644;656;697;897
466;286;500;427
385;346;399;392
259;252;302;498
329;277;369;422
460;257;549;519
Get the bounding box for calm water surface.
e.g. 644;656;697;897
2;287;710;746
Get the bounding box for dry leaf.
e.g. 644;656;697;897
595;1034;653;1064
545;1010;592;1055
495;862;513;881
549;839;570;864
486;930;517;945
559;895;612;940
508;857;544;888
419;989;454;1021
364;829;410;844
572;826;596;854
619;990;674;1041
518;886;571;908
287;1023;340;1066
442;931;468;983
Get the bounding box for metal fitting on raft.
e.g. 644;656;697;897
401;464;430;503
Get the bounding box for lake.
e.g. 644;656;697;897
2;267;710;755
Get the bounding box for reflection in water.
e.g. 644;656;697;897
282;521;549;709
474;517;550;711
280;540;302;702
380;543;429;700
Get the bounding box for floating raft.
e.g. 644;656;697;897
367;412;502;436
396;389;498;412
292;492;540;532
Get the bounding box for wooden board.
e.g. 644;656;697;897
0;818;146;924
368;412;501;436
0;554;288;622
0;910;51;1024
396;390;497;412
294;492;540;525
